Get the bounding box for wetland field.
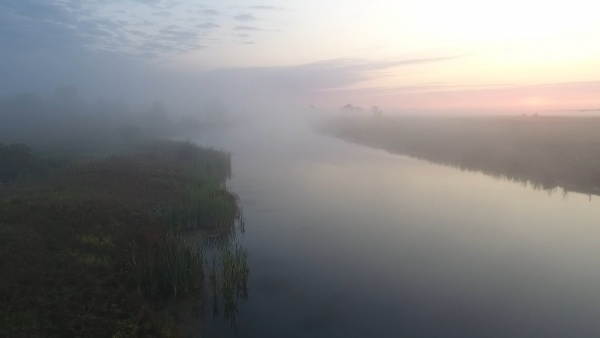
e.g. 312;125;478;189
322;115;600;196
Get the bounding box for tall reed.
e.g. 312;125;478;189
127;232;205;298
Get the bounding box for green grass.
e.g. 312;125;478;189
0;140;243;337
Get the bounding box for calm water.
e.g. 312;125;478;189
186;118;600;338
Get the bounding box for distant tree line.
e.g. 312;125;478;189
0;86;229;158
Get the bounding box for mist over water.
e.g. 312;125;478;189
181;117;600;337
3;1;600;336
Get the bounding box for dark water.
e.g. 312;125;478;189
185;118;600;338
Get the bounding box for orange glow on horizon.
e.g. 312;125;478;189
310;81;600;114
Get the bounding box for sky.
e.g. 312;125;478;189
1;0;600;114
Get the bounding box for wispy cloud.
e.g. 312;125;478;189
196;22;220;29
0;1;214;60
0;1;84;53
233;14;258;21
200;9;219;16
277;56;467;91
248;5;284;11
133;0;162;4
0;0;286;63
207;56;465;97
153;10;171;17
234;26;262;31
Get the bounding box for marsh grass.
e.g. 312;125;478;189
128;233;205;299
127;226;249;332
139;140;232;180
203;238;249;328
162;180;241;233
124;140;243;302
0;139;242;337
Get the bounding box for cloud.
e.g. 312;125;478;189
0;0;296;64
160;25;197;39
133;0;161;4
248;5;284;10
0;1;83;53
0;0;219;61
196;22;220;29
153;10;171;17
200;9;219;16
234;26;262;31
128;29;149;37
277;56;465;91
204;56;465;100
233;14;258;21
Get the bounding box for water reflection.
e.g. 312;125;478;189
176;216;249;337
324;117;600;198
206;238;249;333
191;121;600;337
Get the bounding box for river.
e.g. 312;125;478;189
185;117;600;337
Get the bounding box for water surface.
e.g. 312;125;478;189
186;119;600;338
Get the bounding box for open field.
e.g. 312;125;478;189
323;116;600;195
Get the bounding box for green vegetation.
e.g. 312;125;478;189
206;239;249;322
0;140;246;337
323;115;600;195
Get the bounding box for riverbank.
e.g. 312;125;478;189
322;116;600;196
0;140;244;337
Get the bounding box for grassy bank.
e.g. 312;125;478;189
0;140;246;337
323;116;600;195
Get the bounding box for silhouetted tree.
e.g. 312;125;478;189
370;106;383;117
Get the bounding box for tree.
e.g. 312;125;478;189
370;106;383;117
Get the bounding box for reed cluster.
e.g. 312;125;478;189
162;180;240;233
206;239;249;325
0;139;244;337
122;140;247;317
128;232;205;298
